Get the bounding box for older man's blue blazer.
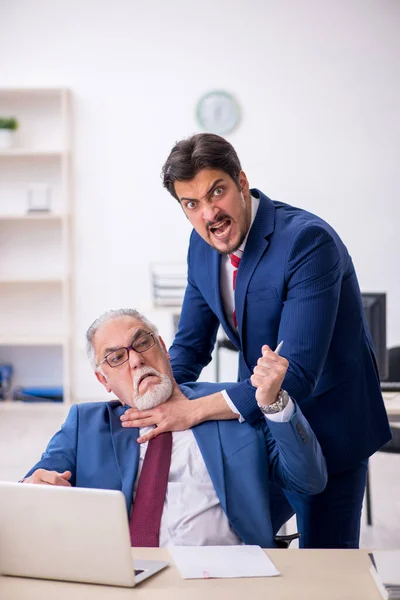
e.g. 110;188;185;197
24;382;327;548
170;190;391;473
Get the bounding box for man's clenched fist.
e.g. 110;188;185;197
250;345;289;406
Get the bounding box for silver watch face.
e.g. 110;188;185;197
258;399;282;414
263;400;284;415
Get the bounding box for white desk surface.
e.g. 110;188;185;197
0;548;386;600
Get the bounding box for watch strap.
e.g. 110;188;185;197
257;389;290;415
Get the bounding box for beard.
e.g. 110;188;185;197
132;366;173;411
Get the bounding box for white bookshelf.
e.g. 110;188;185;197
0;150;63;157
0;88;73;404
0;214;64;221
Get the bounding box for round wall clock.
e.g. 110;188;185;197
196;90;241;135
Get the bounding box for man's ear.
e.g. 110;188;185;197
95;370;112;393
159;336;169;355
239;170;250;195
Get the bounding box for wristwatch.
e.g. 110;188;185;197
257;389;290;415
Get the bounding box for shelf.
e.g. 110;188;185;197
0;87;72;403
0;336;67;346
0;278;64;284
0;401;68;412
0;150;63;158
0;213;66;221
0;88;67;98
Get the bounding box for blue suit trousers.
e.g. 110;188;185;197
270;459;368;548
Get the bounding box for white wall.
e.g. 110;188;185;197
1;0;399;400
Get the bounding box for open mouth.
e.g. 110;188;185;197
209;218;232;240
138;372;157;391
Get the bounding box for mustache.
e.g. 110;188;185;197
133;366;160;395
205;213;231;233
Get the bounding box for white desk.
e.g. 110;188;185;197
0;548;386;600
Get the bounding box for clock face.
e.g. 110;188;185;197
196;91;241;135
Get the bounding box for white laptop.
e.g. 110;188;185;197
0;481;168;587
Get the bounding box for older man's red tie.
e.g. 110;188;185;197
129;431;172;547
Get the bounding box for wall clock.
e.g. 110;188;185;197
196;90;241;135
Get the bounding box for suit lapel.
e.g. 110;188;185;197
235;191;276;336
107;402;140;512
192;421;227;514
208;248;239;343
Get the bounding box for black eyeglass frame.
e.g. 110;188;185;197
97;332;156;368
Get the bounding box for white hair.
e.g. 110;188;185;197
86;308;159;369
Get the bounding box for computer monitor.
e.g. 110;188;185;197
361;293;388;381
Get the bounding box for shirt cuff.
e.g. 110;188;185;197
221;389;245;423
264;397;295;423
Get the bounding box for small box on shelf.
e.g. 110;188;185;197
27;182;51;213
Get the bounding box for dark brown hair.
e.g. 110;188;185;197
162;133;242;200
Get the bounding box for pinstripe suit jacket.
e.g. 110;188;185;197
170;189;391;473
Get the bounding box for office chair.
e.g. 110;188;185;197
274;533;300;548
379;345;400;392
365;346;400;525
214;337;238;383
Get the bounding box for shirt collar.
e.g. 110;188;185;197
235;193;260;256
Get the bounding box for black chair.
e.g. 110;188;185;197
274;532;300;548
380;347;400;392
365;346;400;525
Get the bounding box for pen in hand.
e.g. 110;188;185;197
274;340;284;355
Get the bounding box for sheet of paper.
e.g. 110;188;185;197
169;545;280;579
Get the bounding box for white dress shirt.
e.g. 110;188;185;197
134;427;242;547
219;194;295;423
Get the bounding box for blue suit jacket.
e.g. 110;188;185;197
24;382;327;548
170;190;391;473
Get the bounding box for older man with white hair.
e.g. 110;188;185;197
22;308;327;548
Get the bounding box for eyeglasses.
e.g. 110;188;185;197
98;332;156;368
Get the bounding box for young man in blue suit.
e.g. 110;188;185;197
22;309;327;548
122;134;390;548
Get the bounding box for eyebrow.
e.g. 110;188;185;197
103;329;148;356
179;178;225;203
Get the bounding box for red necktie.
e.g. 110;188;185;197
230;253;241;328
129;431;172;547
